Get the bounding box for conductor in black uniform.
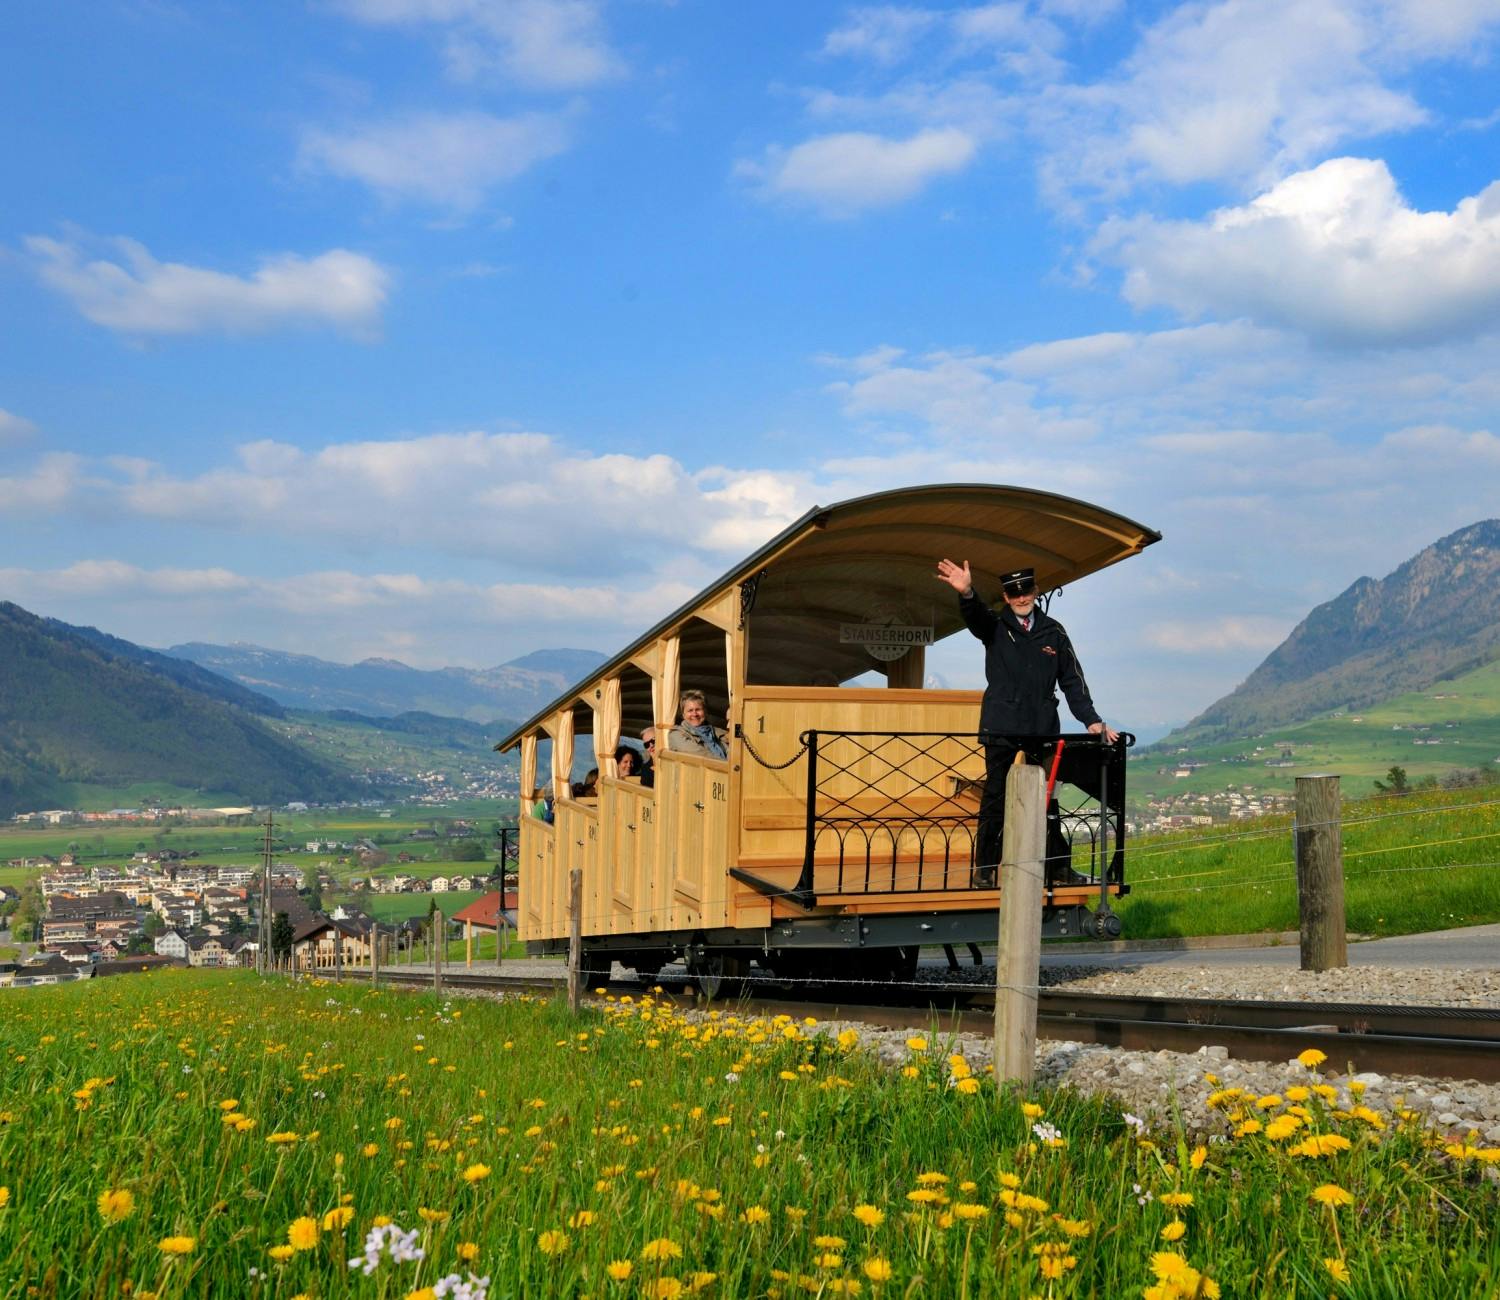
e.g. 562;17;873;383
935;558;1119;883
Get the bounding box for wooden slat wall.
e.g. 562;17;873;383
600;777;657;935
734;686;984;871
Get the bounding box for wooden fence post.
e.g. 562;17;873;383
567;868;583;1014
1296;775;1346;971
497;917;506;970
370;925;379;987
466;919;473;969
334;924;343;982
433;908;444;994
995;760;1046;1088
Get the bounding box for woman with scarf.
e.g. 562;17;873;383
666;689;728;760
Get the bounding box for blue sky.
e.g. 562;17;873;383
3;0;1500;736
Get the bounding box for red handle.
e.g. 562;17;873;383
1045;739;1065;800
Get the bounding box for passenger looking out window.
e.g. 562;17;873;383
667;689;728;760
639;727;657;788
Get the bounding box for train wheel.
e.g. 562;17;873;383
578;948;614;989
691;952;749;1001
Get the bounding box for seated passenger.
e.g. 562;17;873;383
639;727;656;788
574;768;600;798
667;689;728;759
532;781;555;824
614;745;641;779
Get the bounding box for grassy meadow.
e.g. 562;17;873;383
1114;780;1500;941
0;971;1496;1298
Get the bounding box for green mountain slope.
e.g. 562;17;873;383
0;602;357;815
1131;657;1500;804
1165;519;1500;747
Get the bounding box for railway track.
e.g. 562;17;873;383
366;967;1500;1083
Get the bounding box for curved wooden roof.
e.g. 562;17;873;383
498;483;1160;749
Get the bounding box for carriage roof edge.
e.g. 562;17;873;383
494;483;1161;752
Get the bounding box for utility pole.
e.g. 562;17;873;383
257;810;274;975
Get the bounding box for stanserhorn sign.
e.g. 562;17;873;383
839;622;934;662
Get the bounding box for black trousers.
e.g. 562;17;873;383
975;741;1020;872
976;740;1080;885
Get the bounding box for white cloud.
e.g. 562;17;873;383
1036;0;1430;201
332;0;623;89
822;7;939;64
737;127;977;216
0;408;37;443
0;559;698;670
300;109;572;209
25;234;389;337
109;429;807;579
1141;615;1292;654
0;452;83;511
1098;157;1500;345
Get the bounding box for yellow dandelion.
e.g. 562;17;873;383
915;1171;949;1185
362;1143;380;1158
606;1259;633;1280
157;1236;196;1255
418;1207;451;1224
814;1234;848;1249
1311;1184;1354;1208
863;1258;893;1283
1054;1217;1092;1238
853;1205;885;1229
1189;1146;1207;1172
1160;1192;1193;1208
1160;1221;1187;1242
1324;1258;1352;1285
954;1077;981;1095
817;1252;845;1269
322;1206;355;1231
741;1205;771;1225
458;1241;480;1262
641;1237;684;1261
97;1188;135;1223
1021;1102;1044;1119
905;1037;928;1052
218;1099;239;1111
266;1131;300;1145
287;1216;319;1251
953;1204;988;1221
461;1163;491;1183
645;1280;684;1300
1298;1048;1328;1070
537;1229;570;1255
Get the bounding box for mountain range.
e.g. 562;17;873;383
1157;519;1500;748
0;601;353;815
167;643;606;722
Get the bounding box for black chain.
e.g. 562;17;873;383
739;730;809;770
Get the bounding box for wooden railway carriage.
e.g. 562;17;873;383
497;484;1160;995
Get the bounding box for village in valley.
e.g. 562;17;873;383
0;805;518;988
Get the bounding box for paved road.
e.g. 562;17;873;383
1034;923;1500;971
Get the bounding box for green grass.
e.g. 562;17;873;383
0;971;1494;1297
1115;780;1500;941
356;891;488;922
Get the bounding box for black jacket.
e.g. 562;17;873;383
959;592;1102;739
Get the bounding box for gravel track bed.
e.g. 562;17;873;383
427;958;1500;1147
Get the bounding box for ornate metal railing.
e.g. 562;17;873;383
789;730;1130;905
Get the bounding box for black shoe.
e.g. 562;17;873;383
1046;869;1094;888
972;865;996;888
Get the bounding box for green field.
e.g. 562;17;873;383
1132;659;1500;804
1115;779;1500;941
0;972;1494;1297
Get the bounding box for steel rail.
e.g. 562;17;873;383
364;968;1500;1083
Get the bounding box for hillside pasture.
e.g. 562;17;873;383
1115;780;1500;940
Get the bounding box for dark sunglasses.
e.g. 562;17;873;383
643;739;656;748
